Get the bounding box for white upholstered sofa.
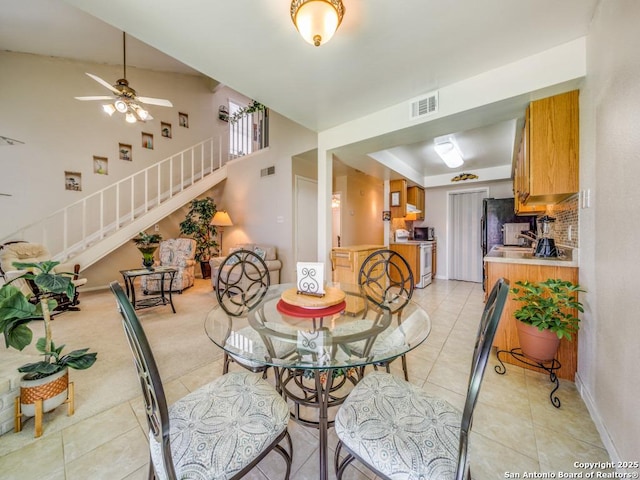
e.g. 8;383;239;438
209;244;282;289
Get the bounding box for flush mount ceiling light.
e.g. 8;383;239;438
291;0;345;47
434;135;464;169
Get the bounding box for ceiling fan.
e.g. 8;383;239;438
75;32;173;123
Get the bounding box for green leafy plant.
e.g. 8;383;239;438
179;197;218;262
0;260;97;379
511;279;585;340
132;231;162;246
228;100;266;123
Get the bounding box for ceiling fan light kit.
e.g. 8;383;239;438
75;32;172;123
291;0;344;47
434;135;464;169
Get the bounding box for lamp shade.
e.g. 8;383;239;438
291;0;344;47
210;211;233;227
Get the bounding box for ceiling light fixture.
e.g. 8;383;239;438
434;136;464;169
291;0;345;47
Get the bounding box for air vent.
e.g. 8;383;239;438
410;91;438;119
260;166;275;177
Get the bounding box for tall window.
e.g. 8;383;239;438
229;100;253;158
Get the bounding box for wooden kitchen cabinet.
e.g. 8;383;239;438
516;90;579;208
331;245;383;314
406;186;425;221
485;260;578;381
390;179;407;218
389;243;420;282
514;126;545;215
431;240;437;278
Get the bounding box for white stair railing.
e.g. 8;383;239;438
1;137;223;263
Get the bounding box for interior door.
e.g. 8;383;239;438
448;190;488;282
295;175;318;263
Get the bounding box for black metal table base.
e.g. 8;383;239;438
495;348;562;408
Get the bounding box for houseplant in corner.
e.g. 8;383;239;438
132;231;163;270
0;260;97;436
511;278;584;363
179;197;218;278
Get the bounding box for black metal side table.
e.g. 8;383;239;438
120;266;177;313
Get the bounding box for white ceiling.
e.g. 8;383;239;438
1;0;598;183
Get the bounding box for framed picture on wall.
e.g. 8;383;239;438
161;122;172;138
178;112;189;128
119;143;132;161
65;171;82;191
390;191;400;207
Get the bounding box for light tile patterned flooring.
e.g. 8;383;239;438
0;278;610;479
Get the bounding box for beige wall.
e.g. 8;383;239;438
578;0;640;461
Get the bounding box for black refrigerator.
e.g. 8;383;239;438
481;198;536;289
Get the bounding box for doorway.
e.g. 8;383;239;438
294;175;318;263
448;189;488;282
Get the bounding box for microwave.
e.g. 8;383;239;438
414;227;434;241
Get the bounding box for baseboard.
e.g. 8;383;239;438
575;372;620;463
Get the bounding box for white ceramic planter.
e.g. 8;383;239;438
20;367;69;417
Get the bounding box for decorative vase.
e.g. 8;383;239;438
516;321;561;363
137;244;158;270
20;367;69;417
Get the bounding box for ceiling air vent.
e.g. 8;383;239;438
260;166;275;177
410;91;438;119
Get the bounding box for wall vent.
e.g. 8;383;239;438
260;166;275;177
410;91;438;119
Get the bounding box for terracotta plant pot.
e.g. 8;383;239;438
516;321;561;363
20;367;69;417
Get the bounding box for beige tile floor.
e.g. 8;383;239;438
0;278;611;479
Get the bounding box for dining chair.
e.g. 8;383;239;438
110;281;293;480
357;248;415;380
215;249;293;379
334;278;509;480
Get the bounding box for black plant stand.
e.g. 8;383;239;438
495;348;562;408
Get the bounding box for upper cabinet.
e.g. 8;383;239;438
515;90;579;213
390;180;425;219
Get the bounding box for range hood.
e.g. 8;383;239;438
406;203;422;214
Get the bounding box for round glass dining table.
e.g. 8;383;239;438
204;282;431;480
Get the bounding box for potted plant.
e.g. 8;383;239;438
179;197;218;278
0;260;97;436
132;231;163;270
510;278;584;363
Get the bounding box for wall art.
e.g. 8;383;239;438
178;112;189;128
93;156;108;175
65;171;82;191
119;143;132;161
141;132;154;149
161;122;172;138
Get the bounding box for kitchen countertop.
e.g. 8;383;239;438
483;245;578;267
331;244;384;252
390;240;436;245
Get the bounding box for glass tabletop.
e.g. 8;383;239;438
204;282;431;370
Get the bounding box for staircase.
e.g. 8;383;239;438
1;137;227;271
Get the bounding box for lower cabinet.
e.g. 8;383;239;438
331;245;383;314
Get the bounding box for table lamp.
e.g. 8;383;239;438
210;211;233;255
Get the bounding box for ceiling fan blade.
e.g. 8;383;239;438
85;72;120;94
75;96;114;101
137;96;173;107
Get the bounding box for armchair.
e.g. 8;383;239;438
0;241;86;311
140;238;196;294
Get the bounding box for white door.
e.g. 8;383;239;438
448;190;488;282
295;176;318;262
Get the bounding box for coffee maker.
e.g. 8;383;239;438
534;215;558;257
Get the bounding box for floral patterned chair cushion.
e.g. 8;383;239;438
141;238;196;293
149;371;290;480
334;371;462;479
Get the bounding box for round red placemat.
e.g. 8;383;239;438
276;299;346;318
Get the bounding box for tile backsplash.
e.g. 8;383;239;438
542;194;579;248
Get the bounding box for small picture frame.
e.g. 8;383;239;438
382;210;391;221
93;156;108;175
142;132;154;150
391;191;401;207
178;112;189;128
119;143;132;161
65;171;82;191
161;122;172;138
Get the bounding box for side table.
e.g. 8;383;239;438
120;266;177;313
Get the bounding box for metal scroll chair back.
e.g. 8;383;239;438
110;282;176;478
358;249;415;380
215;249;270;317
334;278;509;480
